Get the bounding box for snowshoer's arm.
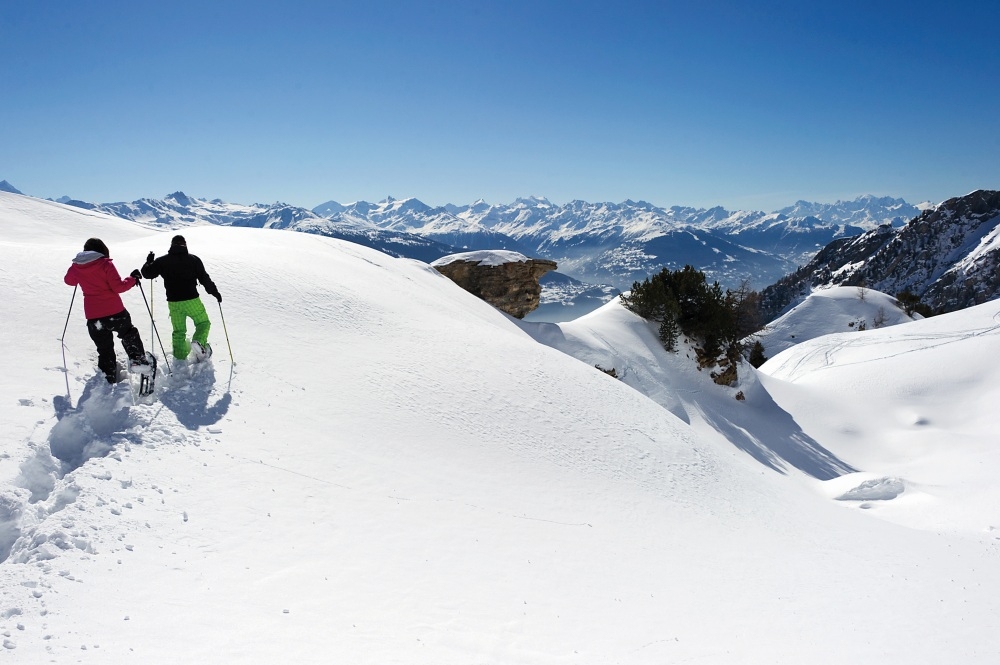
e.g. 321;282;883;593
105;261;137;293
195;256;221;302
140;254;160;279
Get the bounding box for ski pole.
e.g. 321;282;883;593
60;285;77;400
217;301;234;363
61;285;78;343
135;280;172;375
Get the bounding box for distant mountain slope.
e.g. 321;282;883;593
774;195;922;228
0;180;23;194
528;271;622;322
314;194;916;291
326;197;529;254
760;190;1000;319
80;192;458;262
576;227;794;291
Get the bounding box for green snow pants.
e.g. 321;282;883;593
168;297;211;360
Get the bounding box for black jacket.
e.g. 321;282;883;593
142;245;220;302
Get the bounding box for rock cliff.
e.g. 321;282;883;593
432;250;558;319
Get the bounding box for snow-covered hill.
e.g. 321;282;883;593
758;298;1000;533
752;286;918;358
1;190;998;662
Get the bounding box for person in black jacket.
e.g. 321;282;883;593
141;235;222;362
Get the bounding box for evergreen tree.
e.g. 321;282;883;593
896;290;935;317
620;266;761;361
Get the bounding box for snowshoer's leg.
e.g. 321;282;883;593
87;316;117;383
169;298;211;360
168;300;191;360
188;298;211;349
105;310;148;365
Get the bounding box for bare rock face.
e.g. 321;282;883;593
432;251;558;318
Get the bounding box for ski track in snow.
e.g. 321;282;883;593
763;313;1000;382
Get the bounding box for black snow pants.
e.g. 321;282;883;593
87;309;146;383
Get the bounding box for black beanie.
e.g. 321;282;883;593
171;235;186;247
83;237;110;257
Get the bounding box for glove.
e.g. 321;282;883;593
213;291;222;303
130;269;142;282
146;251;155;264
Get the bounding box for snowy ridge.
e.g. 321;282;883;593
331;197;527;255
93;191;315;229
758;298;1000;531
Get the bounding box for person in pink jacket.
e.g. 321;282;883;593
64;238;152;384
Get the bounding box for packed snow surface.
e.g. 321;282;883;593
430;249;530;267
1;190;998;663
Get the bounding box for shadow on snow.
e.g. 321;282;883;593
155;361;232;430
46;361;230;477
696;379;855;481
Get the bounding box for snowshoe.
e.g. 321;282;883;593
127;352;157;397
189;340;212;363
128;352;155;375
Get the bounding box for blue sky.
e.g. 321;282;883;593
2;0;998;211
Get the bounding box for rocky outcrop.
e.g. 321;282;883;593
432;250;557;318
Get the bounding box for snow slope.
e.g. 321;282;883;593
520;301;856;481
522;290;1000;534
1;191;998;663
758;300;1000;533
754;286;918;358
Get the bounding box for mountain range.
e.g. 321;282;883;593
760;189;1000;318
9;179;999;321
30;184;923;296
313;194;925;291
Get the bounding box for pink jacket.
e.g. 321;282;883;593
64;251;139;319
